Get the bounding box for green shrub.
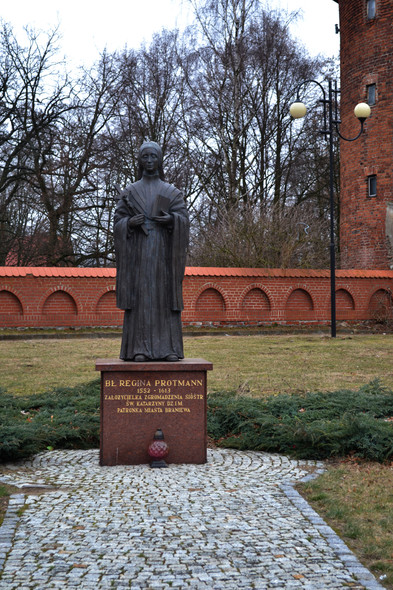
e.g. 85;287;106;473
1;379;393;463
207;380;393;462
0;381;100;462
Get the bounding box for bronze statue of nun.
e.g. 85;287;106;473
114;142;189;362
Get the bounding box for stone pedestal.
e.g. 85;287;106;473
96;358;213;466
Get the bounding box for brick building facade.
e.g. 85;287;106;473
335;0;393;268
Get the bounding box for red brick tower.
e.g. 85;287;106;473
335;0;393;269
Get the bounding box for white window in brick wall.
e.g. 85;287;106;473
367;0;376;19
367;83;376;106
368;175;377;198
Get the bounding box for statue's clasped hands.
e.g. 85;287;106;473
127;214;145;229
153;211;174;227
128;211;174;230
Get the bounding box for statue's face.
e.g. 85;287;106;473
140;149;159;174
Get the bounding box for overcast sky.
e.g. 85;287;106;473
1;0;340;68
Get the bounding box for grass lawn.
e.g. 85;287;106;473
299;460;393;589
0;332;392;588
0;333;392;396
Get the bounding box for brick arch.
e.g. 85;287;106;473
321;285;356;313
39;286;81;315
368;288;393;322
96;289;117;313
95;289;123;325
42;290;78;320
192;283;229;309
285;288;314;321
240;283;274;307
240;286;271;321
195;286;226;321
335;288;356;321
0;290;23;315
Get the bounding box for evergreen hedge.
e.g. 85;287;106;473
208;380;393;461
0;381;100;462
0;379;392;463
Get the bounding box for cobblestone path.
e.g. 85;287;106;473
0;449;384;589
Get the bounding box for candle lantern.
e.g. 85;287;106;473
148;428;169;468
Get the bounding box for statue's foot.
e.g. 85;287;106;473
165;354;179;362
134;354;148;362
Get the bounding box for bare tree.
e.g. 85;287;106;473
181;2;325;212
0;23;73;264
189;201;330;268
181;0;337;267
26;51;122;265
1;7;337;269
105;30;187;183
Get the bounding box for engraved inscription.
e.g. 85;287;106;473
103;373;204;415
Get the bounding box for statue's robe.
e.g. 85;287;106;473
114;175;189;361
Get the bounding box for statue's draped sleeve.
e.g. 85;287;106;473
114;197;135;310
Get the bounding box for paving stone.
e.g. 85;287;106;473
0;448;385;589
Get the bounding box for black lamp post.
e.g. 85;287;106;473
290;79;371;338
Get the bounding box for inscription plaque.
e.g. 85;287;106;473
96;358;212;465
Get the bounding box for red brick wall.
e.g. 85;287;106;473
338;0;393;268
0;267;392;328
